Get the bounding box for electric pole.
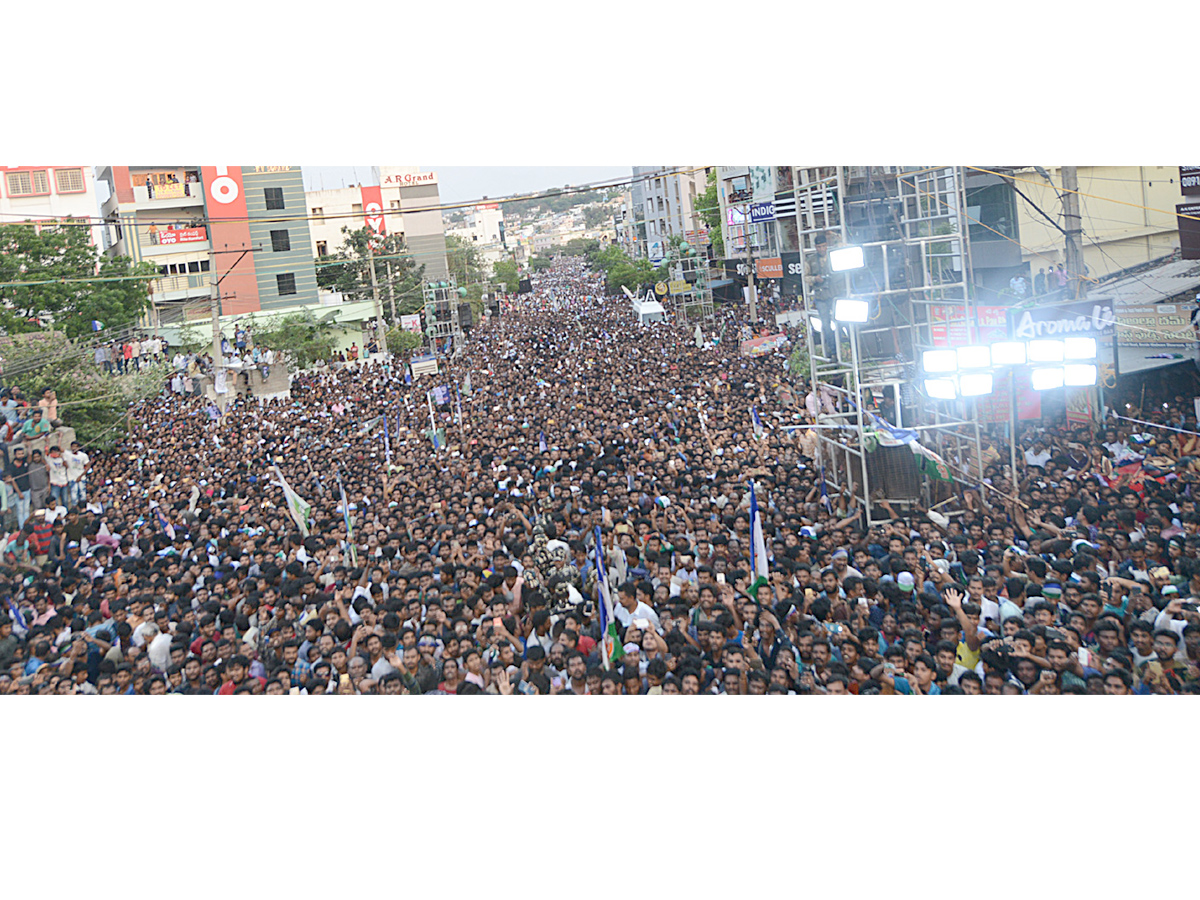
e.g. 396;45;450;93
208;242;223;370
744;195;758;324
1061;166;1085;299
366;237;389;357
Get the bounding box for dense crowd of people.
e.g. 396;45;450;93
3;256;1199;696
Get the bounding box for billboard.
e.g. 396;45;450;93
1181;166;1200;196
750;202;776;223
1178;201;1200;260
361;185;385;236
400;314;423;333
755;257;782;279
1115;303;1197;374
156;227;206;245
1007;298;1115;340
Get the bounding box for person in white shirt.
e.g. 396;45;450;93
613;581;662;633
63;441;89;508
1024;440;1051;468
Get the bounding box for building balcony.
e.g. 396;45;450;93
132;184;204;208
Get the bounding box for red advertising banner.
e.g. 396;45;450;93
157;227;206;245
361;185;385;236
200;166;259;314
975;376;1012;424
975;305;1010;343
740;333;789;357
930;305;971;348
1015;368;1042;420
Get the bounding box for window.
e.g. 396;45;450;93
264;187;285;210
351;203;363;214
276;273;297;296
311;207;323;218
54;168;85;193
316;240;328;257
200;259;210;272
6;170;49;196
270;229;291;252
187;261;201;273
389;200;400;210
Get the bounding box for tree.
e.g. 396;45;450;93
530;257;554;272
492;259;520;294
385;327;425;357
445;234;485;286
0;222;155;339
694;170;724;258
242;310;337;370
314;227;425;320
0;331;162;449
583;205;611;229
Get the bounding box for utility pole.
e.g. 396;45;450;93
744;194;758;324
366;237;389;357
1061;166;1085;299
207;242;224;376
385;259;397;322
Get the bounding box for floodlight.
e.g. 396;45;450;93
809;317;823;333
834;298;869;323
1064;336;1098;360
924;378;958;400
1064;364;1098;386
1031;367;1065;391
959;372;994;397
1027;339;1064;363
990;341;1027;365
922;350;958;373
828;246;865;272
956;345;992;369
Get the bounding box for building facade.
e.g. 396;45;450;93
97;165;320;322
631;166;710;261
0;166;104;248
305;166;449;281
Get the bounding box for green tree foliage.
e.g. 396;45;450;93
589;245;657;294
385;327;425;357
445;234;485;286
583;205;611;229
694;171;724;257
0;222;155;339
558;238;601;259
529;256;554;272
242;311;337;370
0;332;162;449
314;228;425;317
492;259;521;294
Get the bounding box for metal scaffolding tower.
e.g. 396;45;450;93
423;276;462;353
665;254;716;323
791;166;981;523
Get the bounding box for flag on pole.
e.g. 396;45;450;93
404;364;412;386
335;471;357;565
539;430;548;454
383;412;391;463
594;525;624;671
463;372;472;395
271;466;311;538
748;481;771;596
455;387;463;426
819;466;833;514
91;320;104;332
752;406;766;442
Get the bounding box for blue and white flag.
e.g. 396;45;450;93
749;480;771;595
820;466;833;514
868;412;919;447
594;526;623;671
752;406;766;441
91;320;104;332
383;413;391;463
539;430;548;454
154;507;176;542
404;365;412;386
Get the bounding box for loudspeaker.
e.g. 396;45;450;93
458;303;473;328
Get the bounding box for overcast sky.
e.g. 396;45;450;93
302;166;631;203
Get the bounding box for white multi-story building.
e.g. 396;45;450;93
0;166;105;248
631;166;711;261
304;166;449;280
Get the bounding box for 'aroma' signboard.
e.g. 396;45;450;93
1008;299;1115;340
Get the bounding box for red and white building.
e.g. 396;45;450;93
0;166;105;247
